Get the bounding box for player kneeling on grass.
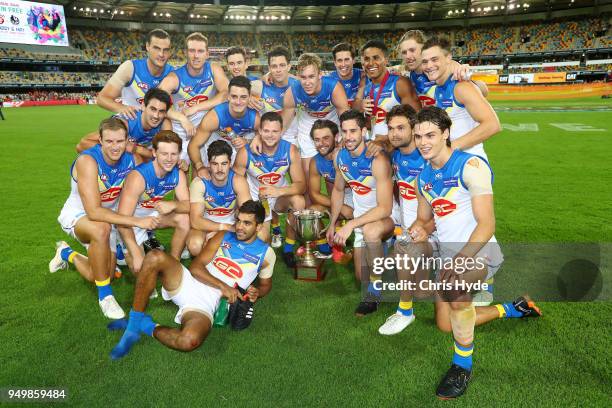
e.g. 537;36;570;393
51;118;160;319
117;131;190;275
234;111;306;265
308;119;354;261
406;107;541;399
186;140;251;256
109;200;275;359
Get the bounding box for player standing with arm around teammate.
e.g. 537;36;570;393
50;118;160;319
109;201;276;359
410;107;540;399
327;43;364;107
117;131;190;275
97;29;173;120
421;37;501;159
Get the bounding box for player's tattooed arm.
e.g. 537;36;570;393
453;81;501;151
331;82;350;117
190;232;242;302
98;60;140;119
189;110;220;177
308;159;332;208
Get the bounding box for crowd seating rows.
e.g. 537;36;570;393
0;71;111;85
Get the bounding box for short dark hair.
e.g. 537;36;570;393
361;39;387;55
225;46;248;60
143;88;171;109
422;36;452;54
415;107;452;147
386;104;417;126
261;111;283;128
238;200;265;225
267;46;291;65
332;43;356;60
310;119;339;139
152;130;182;152
207;140;233;162
228;75;251;93
146;29;170;45
339;109;366;129
99;117;127;140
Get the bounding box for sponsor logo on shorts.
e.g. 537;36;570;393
257;172;282;185
185;94;209;107
348;180;372;195
397;181;416;200
213;257;243;279
431;198;456;217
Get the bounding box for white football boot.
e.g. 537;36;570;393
99;295;126;319
49;241;70;273
378;312;415;335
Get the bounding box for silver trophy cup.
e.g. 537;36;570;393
293;210;329;267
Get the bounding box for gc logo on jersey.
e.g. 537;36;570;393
185;95;209;107
213;257;243;279
207;208;232;217
397;181;416;200
431;198;456;217
100;186;122;202
257;172;281;185
348;180;372;195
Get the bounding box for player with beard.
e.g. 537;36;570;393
109;201;276;359
327;110;399;316
187;140;251;256
308;119;354;261
97;29;175;121
77;88;173;164
189;76;259;177
117;131;190;275
354;40;420;142
51;118;159;319
159;32;230;168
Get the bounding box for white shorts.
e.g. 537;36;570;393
162;265;221;324
282;119;298;146
58;204;117;252
437;241;504;281
171;120;195;165
132;208;159;246
296;119;319;159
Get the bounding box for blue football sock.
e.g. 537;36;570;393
110;310;144;360
367;281;381;297
140;314;158;337
60;247;75;262
452;341;474;371
284;238;295;254
272;226;281;236
107;319;128;331
95;278;113;301
318;243;331;254
397;301;413;317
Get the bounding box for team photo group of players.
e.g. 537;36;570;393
49;28;543;399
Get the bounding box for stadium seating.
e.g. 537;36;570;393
0;71;110;86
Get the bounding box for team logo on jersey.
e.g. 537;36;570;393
100;186;122;202
185;94;209;107
213;257;243;279
183;86;193;93
137;82;149;91
431;198;456;217
257;172;281;185
100;174;108;182
221;242;231;249
137;97;145;104
397;181;416;200
339;164;349;173
207;208;232;217
435;172;443;180
205;195;215;202
348;180;372;195
322;172;331;180
265;97;277;104
419;95;436;107
423;183;433;191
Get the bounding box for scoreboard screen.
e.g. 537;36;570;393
0;0;69;47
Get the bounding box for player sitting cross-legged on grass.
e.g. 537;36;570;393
404;107;541;399
51;118;160;319
109;200;275;359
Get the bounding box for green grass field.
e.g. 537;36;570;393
0;101;610;406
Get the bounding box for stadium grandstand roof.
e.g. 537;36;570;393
57;0;610;25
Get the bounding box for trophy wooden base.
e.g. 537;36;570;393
294;259;327;281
